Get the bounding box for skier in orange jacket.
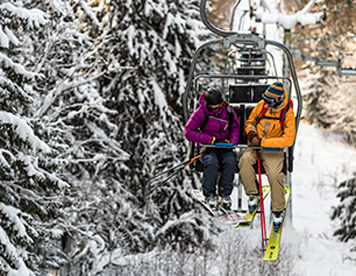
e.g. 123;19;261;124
238;82;296;230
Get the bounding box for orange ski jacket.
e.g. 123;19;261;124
246;91;296;148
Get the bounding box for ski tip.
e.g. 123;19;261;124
236;221;251;228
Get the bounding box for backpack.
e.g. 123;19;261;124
199;105;234;131
256;98;293;128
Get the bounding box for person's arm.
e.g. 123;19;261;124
184;109;215;144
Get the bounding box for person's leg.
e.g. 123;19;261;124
261;150;285;212
201;150;219;196
219;149;237;196
238;148;258;195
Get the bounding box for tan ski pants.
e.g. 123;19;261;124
238;148;285;212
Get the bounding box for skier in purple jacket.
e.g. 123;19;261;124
184;88;240;210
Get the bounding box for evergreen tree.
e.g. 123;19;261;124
20;0;127;274
50;0;220;273
0;1;66;275
331;176;356;256
5;0;221;274
99;0;218;253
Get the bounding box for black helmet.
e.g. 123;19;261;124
204;88;223;105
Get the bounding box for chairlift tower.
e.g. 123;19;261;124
252;0;326;79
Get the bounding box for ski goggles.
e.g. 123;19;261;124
264;98;277;106
262;94;283;106
208;102;223;112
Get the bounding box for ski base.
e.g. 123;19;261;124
263;185;291;262
236;185;271;228
191;190;246;226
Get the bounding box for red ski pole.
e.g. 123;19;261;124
257;150;268;252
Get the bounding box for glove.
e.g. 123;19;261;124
249;136;261;147
247;131;257;142
210;137;216;145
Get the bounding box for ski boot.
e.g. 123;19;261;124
248;194;258;213
220;194;231;210
272;211;283;232
205;194;218;211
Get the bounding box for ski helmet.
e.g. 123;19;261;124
204;88;223;105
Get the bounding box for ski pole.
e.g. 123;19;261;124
142;154;203;198
257;150;268;252
146;160;192;183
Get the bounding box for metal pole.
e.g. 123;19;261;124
283;29;291;80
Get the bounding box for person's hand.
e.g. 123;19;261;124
250;136;261;147
247;131;257;142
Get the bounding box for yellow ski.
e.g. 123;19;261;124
263;185;291;262
236;185;271;228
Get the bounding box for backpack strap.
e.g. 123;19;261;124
226;105;234;132
279;98;293;127
256;99;293;128
199;112;210;131
256;102;269;123
200;104;234;131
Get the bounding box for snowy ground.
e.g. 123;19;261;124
290;123;356;275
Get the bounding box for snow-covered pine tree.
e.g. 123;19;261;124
19;1;130;274
0;1;67;275
331;176;356;255
19;0;220;273
83;0;220;269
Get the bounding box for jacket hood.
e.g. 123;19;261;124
198;91;225;115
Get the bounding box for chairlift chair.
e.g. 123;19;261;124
184;0;302;213
337;34;356;76
290;36;303;60
300;36;319;62
222;48;278;91
314;35;340;67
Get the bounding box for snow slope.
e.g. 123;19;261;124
290;123;356;276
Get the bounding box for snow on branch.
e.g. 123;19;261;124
0;111;51;154
0;75;34;101
78;0;99;27
0;203;34;244
0;25;21;49
0;148;13;168
0;2;49;30
0;226;18;267
0;53;40;81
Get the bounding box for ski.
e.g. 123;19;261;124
219;204;247;225
191;190;246;226
263;185;291;262
236;185;271;228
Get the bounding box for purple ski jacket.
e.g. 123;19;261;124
184;92;240;145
